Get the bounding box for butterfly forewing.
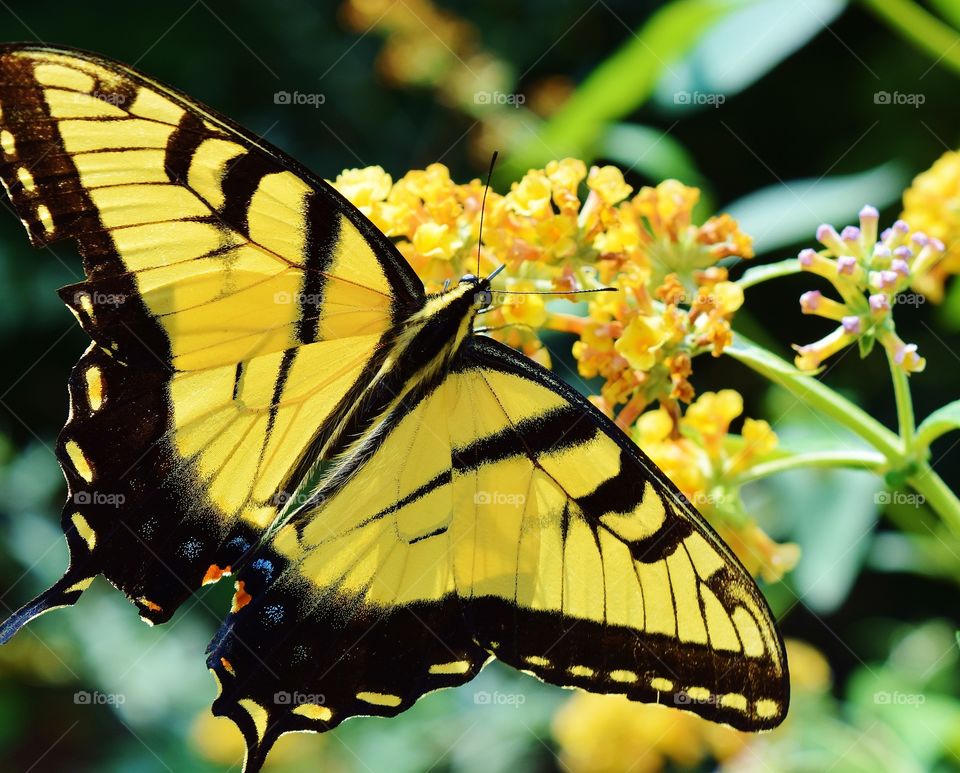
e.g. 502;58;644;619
0;44;423;632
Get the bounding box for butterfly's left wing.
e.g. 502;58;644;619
208;336;789;771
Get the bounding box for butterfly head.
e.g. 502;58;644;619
458;273;493;310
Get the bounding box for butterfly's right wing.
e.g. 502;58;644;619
0;45;424;638
206;338;787;772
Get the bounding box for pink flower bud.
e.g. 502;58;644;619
842;315;862;334
892;258;910;276
798;248;817;267
869;293;890;313
800;290;822;313
837;255;858;275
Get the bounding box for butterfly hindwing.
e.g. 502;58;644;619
0;44;424;635
207;336;788;769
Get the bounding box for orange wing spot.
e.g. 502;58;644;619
220;657;236;676
137;597;162;613
231;580;252;613
202;564;232;585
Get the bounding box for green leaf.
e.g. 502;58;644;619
929;0;960;29
498;0;737;180
916;399;960;451
723;162;909;254
653;0;846;109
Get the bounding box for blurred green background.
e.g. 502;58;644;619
1;0;960;770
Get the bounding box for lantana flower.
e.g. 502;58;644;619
792;206;941;374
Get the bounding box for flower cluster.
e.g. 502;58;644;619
902;150;960;302
792;206;942;374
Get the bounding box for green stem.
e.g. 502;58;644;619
727;334;960;539
908;464;960;539
725;333;905;462
887;346;916;453
858;0;960;77
735;449;887;485
735;258;802;291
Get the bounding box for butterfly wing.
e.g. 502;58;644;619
0;44;424;636
208;335;788;771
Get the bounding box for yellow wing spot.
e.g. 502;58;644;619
64;440;94;482
36;203;54;234
755;699;779;719
84;366;104;411
209;668;223;699
16;167;36;192
732;607;765;658
292;703;333;722
70;512;96;551
0;129;15;156
34;62;95;92
609;670;637;683
721;693;748;711
429;661;471;675
356;691;402;707
599;481;666;542
64;577;95;594
568;665;595;678
686;686;711;702
238;699;268;742
524;655;550;667
650;677;674;692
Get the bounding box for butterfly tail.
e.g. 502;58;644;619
0;565;95;645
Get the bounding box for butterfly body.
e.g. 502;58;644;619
0;44;789;772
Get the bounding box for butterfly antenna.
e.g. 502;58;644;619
493;287;618;296
477;150;498;276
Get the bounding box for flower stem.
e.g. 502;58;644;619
735;449;888;485
858;0;960;77
887;346;916;453
908;464;960;540
725;334;904;462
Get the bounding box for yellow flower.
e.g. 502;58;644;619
616;315;669;371
586;164;633;206
501;281;548;327
412;221;463;261
685;389;743;448
902;150;960;302
545;157;586;214
553;693;747;773
507;169;553;218
329;165;392;216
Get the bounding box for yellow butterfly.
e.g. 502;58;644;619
0;44;788;771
